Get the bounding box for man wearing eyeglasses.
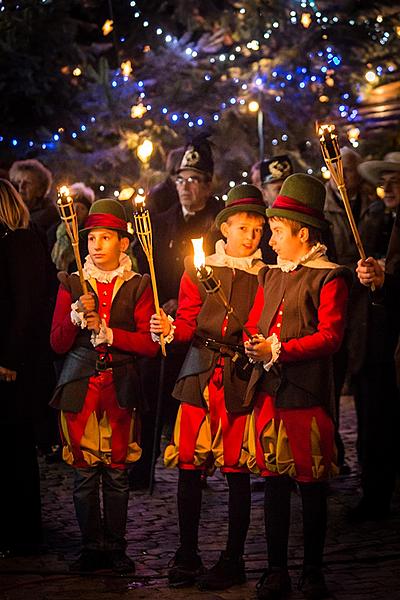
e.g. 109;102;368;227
131;136;223;490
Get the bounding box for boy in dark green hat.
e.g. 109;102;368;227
150;183;266;591
50;199;158;574
243;173;352;600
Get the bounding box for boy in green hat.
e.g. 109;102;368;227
150;183;266;591
244;173;352;600
50;199;158;574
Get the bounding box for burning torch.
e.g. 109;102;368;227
318;123;374;290
57;186;88;294
133;194;166;356
191;237;253;337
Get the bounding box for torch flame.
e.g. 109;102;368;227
191;238;205;270
59;185;70;197
134;194;146;208
318;123;336;137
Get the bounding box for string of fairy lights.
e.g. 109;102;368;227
1;0;399;177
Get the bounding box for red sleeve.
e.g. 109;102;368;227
280;276;349;362
112;284;159;357
50;285;79;354
243;285;264;340
172;271;203;343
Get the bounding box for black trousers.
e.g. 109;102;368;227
73;466;129;552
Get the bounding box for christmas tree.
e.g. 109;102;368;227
1;0;399;195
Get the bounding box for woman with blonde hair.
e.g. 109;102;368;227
0;178;53;556
0;177;29;231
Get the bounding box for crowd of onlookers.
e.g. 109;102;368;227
0;143;399;568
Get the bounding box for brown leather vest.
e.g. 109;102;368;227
50;272;150;413
245;265;352;418
173;260;260;413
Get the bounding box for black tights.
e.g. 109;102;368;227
177;469;251;558
264;476;327;568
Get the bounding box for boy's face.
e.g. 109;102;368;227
269;218;308;262
87;228;129;271
221;212;264;258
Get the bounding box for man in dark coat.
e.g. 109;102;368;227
131;137;223;489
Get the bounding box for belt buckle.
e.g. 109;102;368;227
96;356;108;372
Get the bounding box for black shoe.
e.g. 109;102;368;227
108;550;135;575
197;551;246;590
69;550;107;573
347;498;391;523
168;547;204;588
256;567;292;600
298;566;329;600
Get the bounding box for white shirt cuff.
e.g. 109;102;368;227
151;315;176;344
70;301;87;329
90;319;113;347
263;333;281;372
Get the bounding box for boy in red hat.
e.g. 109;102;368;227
50;199;158;574
150;184;266;591
243;174;352;600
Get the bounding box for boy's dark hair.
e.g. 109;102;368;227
270;216;323;244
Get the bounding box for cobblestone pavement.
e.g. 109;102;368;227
1;396;400;600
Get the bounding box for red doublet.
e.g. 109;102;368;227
246;275;348;482
51;277;157;469
164;271;252;473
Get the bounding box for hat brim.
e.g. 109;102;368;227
266;208;328;230
80;225;134;241
358;161;400;185
215;204;266;229
177;166;211;178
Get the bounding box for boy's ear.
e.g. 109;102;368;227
120;237;130;252
220;221;229;238
298;227;310;243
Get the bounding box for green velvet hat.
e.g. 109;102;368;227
80;198;134;240
215;184;266;229
266;173;327;229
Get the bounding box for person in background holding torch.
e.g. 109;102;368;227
150;184;266;591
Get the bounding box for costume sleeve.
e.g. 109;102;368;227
111;284;159;357
50;285;79;354
279;276;349;362
243;285;264;340
171;271;203;343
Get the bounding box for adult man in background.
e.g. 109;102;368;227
351;152;400;521
131;136;223;489
251;154;293;264
324;146;385;475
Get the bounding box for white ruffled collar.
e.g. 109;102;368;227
78;253;135;283
276;243;328;272
206;239;264;274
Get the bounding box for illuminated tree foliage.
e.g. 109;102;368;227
1;0;399;192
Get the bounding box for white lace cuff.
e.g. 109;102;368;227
90;319;113;347
151;315;176;344
263;333;281;372
70;301;87;329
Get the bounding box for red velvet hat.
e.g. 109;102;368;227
266;173;327;229
80;198;134;240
